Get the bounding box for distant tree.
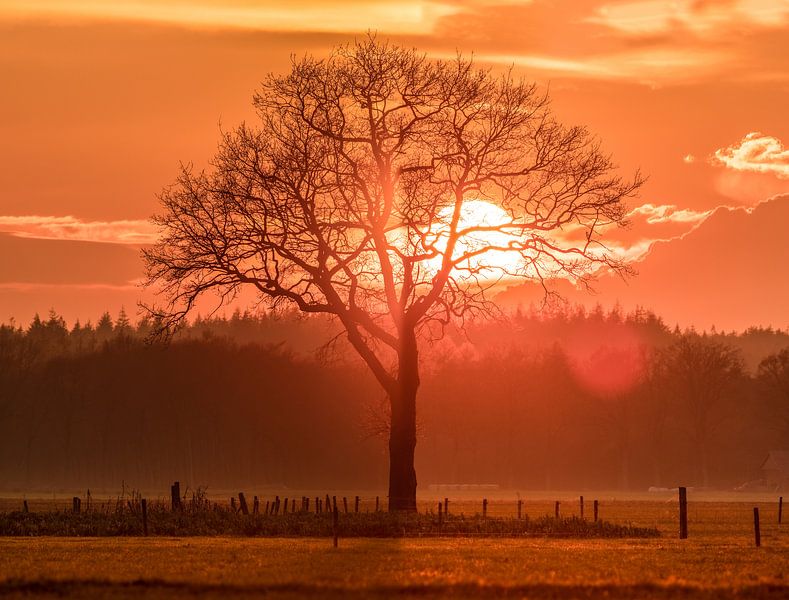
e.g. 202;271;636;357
658;334;744;487
144;35;641;510
95;312;114;342
757;348;789;445
115;307;132;339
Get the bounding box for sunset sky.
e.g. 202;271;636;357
1;0;787;330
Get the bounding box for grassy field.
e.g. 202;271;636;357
0;491;786;598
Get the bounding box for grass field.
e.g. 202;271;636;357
0;491;787;598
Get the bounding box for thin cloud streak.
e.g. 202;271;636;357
0;215;159;245
0;0;451;34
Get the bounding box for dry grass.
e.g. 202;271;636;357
0;492;787;598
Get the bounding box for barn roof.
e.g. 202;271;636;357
761;451;789;472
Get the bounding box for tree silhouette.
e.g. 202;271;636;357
758;348;789;445
658;334;744;487
144;36;641;510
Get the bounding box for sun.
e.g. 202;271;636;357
426;199;526;278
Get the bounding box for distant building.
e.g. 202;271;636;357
761;451;789;490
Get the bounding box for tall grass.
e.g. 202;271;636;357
0;496;658;538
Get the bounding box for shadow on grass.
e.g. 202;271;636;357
1;579;786;599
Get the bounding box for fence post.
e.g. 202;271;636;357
332;495;337;513
343;497;348;513
754;507;761;547
517;499;522;520
238;493;249;515
779;497;783;524
141;499;148;536
482;498;488;519
23;500;29;514
438;501;443;531
73;497;80;514
444;497;449;516
679;487;688;539
555;501;560;519
326;494;332;512
253;496;260;515
316;497;320;514
355;496;360;513
375;496;380;512
594;500;599;522
333;502;339;548
580;496;584;519
171;481;181;512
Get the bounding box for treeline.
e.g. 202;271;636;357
0;307;787;492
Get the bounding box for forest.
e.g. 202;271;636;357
0;306;787;493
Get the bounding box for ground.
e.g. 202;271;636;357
0;492;786;598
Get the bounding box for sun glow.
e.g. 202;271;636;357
423;199;526;279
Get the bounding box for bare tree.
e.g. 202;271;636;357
758;348;789;445
658;334;744;487
144;35;641;510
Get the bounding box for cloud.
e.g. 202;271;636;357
589;0;788;37
0;0;450;35
0;215;159;245
712;132;789;179
627;203;712;224
581;203;713;263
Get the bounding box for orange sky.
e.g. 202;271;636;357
0;1;787;329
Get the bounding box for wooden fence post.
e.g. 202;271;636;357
355;496;360;513
779;497;783;524
238;493;249;515
171;481;181;512
517;499;522;520
482;498;488;519
332;502;339;548
326;494;332;512
375;496;380;512
141;499;148;536
679;487;688;539
580;496;584;519
332;495;338;513
555;501;560;519
253;496;259;515
444;497;449;516
72;497;80;514
594;500;599;522
265;500;270;515
23;500;29;514
754;507;761;547
438;501;443;531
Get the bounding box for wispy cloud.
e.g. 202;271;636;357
589;0;789;37
0;0;450;34
0;215;158;244
712;132;789;179
628;203;712;224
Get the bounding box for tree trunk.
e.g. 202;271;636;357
388;329;419;512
